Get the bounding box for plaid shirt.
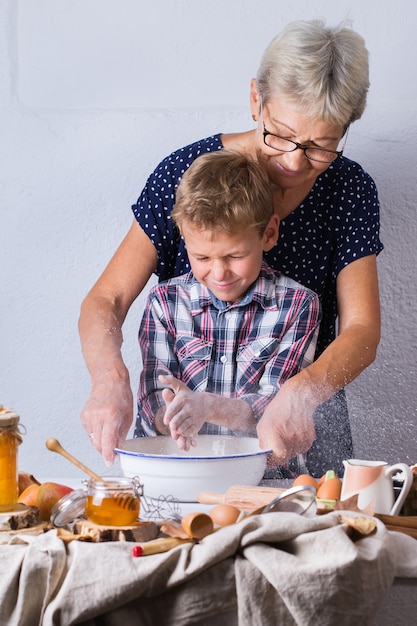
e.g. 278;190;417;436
136;262;321;438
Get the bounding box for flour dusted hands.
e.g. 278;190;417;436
159;375;207;451
158;374;257;451
81;374;133;465
256;377;317;465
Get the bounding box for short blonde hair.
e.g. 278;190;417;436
257;19;369;126
172;151;273;237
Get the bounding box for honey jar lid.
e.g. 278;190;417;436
50;489;86;527
0;406;20;428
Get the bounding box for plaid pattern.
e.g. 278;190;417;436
131;135;382;476
136;263;321;440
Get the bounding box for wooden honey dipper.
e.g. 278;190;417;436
45;438;139;512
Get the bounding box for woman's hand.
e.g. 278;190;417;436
256;377;317;464
258;254;381;464
78;219;158;463
80;371;134;465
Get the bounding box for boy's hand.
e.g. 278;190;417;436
159;374;209;450
158;374;256;449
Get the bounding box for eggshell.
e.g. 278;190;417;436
293;474;319;493
209;504;240;526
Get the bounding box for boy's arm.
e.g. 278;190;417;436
159;291;321;445
137;286;258;442
136;291;179;435
159;375;257;442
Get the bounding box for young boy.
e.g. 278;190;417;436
134;151;321;455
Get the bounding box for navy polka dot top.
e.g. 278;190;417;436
132;134;383;358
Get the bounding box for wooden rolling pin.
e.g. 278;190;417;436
132;537;192;556
197;484;287;510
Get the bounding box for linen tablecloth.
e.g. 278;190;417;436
1;511;417;626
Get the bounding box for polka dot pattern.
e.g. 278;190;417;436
132;134;383;357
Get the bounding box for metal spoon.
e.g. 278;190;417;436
262;485;317;516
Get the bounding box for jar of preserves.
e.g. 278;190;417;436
0;406;23;512
84;476;143;526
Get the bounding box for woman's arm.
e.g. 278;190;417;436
257;254;381;461
78;219;157;465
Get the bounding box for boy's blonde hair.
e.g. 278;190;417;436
172;151;273;237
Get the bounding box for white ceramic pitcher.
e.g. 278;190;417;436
341;459;413;515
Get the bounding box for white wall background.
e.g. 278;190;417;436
1;0;416;480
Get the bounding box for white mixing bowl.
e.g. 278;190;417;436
114;435;271;502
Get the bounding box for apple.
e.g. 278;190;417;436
36;482;74;521
17;481;74;521
18;471;41;495
18;483;40;507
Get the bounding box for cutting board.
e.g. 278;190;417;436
197;484;287;510
375;513;417;539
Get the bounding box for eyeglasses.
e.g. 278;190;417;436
263;121;348;164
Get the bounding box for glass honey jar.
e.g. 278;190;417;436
84;476;143;526
0;406;23;512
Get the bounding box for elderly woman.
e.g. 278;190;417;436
79;20;382;477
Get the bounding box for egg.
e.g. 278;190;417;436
316;476;342;501
293;473;319;493
317;473;327;489
209;504;240;526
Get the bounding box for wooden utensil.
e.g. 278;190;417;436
197;484;287;510
133;536;192;556
45;437;102;481
45;438;140;515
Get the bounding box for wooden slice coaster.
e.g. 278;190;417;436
0;504;40;531
73;519;159;543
